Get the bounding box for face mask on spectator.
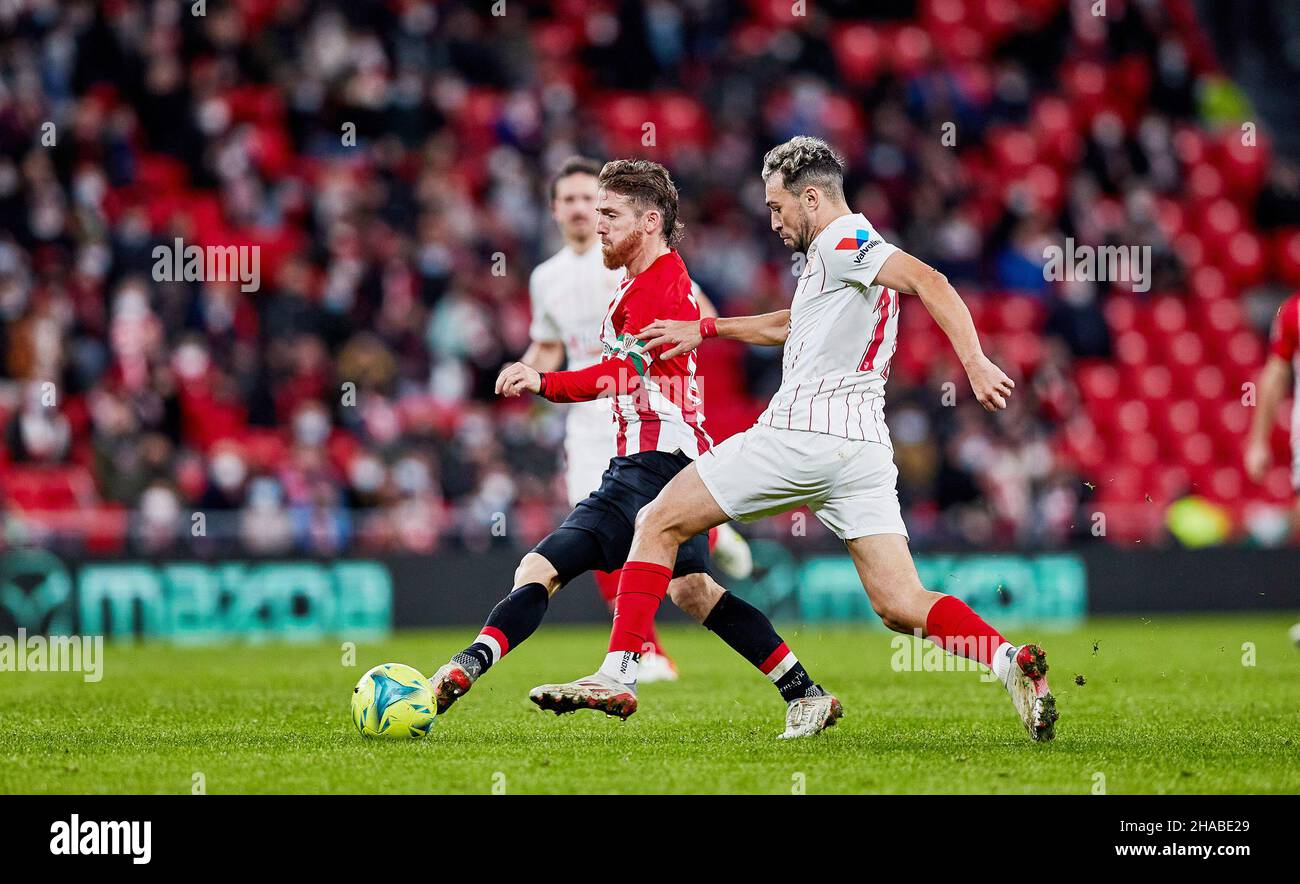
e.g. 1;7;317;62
140;486;181;528
349;456;386;494
392;457;431;495
247;477;283;509
293;407;331;447
173;341;210;380
211;451;247;491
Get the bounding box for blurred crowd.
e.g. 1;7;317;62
1;0;1297;556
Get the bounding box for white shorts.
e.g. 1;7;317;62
560;401;619;507
563;432;618;508
695;422;907;541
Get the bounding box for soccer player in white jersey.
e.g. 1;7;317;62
536;136;1059;742
522;157;753;681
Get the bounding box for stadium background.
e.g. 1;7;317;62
2;0;1300;640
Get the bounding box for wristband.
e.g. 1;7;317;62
537;372;548;398
700;317;718;339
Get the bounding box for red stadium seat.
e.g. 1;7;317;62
831;25;886;87
1273;228;1300;287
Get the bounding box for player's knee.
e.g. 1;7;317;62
668;573;722;622
868;581;928;633
635;499;690;544
873;600;911;633
514;553;561;596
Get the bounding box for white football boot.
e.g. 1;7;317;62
998;643;1058;742
711;522;754;580
777;691;844;739
637;651;679;683
529;672;638;720
429;660;476;714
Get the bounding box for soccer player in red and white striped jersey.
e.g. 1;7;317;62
1246;291;1300;522
536;137;1058;742
429;159;841;738
1245;292;1300;644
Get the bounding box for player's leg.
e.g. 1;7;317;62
429;527;602;714
576;448;673;676
843;532;1057;741
666;570;842;738
597;461;729;684
529;464;726;718
596;568;675;680
593;569;620;607
533;451;843;736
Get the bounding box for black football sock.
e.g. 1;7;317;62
454;583;550;679
703;591;822;702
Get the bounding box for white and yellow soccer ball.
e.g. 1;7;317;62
351;663;437;739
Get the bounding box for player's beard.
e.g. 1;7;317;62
602;228;644;270
794;216;815;253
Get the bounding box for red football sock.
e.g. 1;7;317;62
924;595;1007;667
643;621;663;657
598;569;663;654
608;561;672;654
593;569;620;609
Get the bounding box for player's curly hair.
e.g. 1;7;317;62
761;136;846;200
598;158;685;247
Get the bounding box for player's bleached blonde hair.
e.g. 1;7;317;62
761;136;846;200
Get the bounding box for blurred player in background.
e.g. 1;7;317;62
521;157;752;681
1245;291;1300;526
1244;291;1300;643
431;159;840;738
535;137;1057;742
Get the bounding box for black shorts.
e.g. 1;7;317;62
533;450;711;584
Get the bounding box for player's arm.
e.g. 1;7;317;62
496;355;645;402
874;249;1014;412
520;339;565;372
636;310;792;358
522;268;566;372
1245;356;1290;482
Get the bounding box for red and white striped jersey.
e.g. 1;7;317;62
602;250;713;458
758;212;900;441
1268;291;1300;458
539;250;712;459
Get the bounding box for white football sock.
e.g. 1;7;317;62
991;642;1016;682
599;651;638;687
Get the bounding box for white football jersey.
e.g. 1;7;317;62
757;212;900;442
529;243;625;502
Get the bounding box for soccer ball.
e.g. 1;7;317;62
351;663;437;739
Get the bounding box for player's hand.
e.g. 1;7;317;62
965;354;1015;411
495;362;542;397
637;319;702;359
1244;438;1272;483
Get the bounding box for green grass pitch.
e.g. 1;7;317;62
1;613;1297;794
